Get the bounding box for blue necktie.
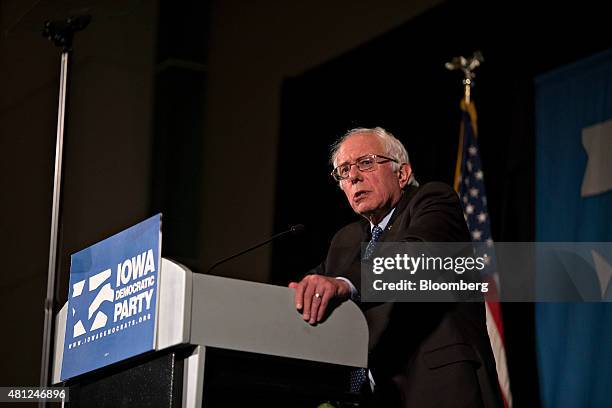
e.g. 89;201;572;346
350;366;368;393
351;225;383;393
363;225;383;260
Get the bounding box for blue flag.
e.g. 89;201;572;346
535;49;612;407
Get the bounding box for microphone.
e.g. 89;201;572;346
206;224;304;274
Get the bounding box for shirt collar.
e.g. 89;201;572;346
370;207;395;232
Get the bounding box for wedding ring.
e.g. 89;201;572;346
315;292;321;299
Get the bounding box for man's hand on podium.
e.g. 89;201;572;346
288;275;351;325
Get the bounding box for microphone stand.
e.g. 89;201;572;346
39;15;90;395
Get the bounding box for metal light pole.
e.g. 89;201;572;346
39;15;91;397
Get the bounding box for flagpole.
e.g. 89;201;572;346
444;51;483;105
447;52;482;190
464;78;471;105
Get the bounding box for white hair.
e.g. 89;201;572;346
330;127;419;187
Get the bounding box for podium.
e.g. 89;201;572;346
52;258;369;407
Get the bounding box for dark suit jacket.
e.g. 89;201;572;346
317;182;503;408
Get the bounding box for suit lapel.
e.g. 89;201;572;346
380;185;418;242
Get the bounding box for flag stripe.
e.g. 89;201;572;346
486;303;512;408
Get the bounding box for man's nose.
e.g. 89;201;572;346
348;164;362;183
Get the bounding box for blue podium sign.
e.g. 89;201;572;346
61;214;162;381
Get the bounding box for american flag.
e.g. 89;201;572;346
454;99;512;408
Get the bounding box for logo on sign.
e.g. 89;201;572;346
71;269;114;337
67;249;157;350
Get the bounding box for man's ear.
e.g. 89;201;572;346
398;163;412;188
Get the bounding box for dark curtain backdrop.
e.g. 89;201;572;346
271;0;612;405
150;0;211;269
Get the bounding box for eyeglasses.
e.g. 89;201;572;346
331;154;398;181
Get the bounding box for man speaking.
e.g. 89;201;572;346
289;127;502;407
